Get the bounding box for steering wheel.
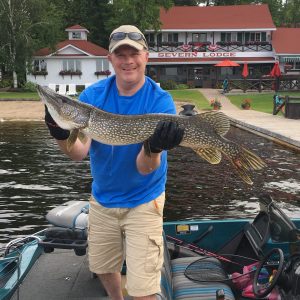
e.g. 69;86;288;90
253;248;284;298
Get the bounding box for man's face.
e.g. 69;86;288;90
108;45;149;87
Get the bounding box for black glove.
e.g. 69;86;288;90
145;121;184;154
44;106;70;140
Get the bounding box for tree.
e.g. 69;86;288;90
282;0;300;27
173;0;201;5
105;0;173;34
0;0;64;88
57;0;112;49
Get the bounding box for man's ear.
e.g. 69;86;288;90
107;54;112;62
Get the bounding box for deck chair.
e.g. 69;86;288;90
58;84;67;95
48;84;56;92
66;84;77;96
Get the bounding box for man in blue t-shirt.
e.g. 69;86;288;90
45;25;184;300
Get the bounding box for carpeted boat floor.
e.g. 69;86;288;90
10;249;131;300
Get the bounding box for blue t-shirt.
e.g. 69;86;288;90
79;76;176;208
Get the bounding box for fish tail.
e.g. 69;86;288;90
230;147;267;185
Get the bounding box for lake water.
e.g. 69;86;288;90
0;122;299;245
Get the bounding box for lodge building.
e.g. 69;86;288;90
28;4;300;90
144;4;299;88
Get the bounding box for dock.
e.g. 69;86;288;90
201;89;300;152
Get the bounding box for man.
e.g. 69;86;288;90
45;25;184;300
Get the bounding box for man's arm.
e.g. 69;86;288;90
57;138;91;161
136;145;161;175
136;121;184;175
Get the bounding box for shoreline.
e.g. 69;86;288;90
0;100;191;122
0;101;44;121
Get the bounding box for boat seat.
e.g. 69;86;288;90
161;233;235;300
46;200;89;230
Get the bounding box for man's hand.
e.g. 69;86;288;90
44;106;70;140
145;121;184;154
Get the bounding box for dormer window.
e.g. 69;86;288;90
72;32;81;39
66;25;89;41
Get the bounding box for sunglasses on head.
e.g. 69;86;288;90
110;32;146;43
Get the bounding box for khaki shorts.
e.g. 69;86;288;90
88;193;165;297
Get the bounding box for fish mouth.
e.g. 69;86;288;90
37;85;65;113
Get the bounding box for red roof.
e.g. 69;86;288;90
66;25;89;32
272;28;300;54
159;4;275;30
34;40;108;57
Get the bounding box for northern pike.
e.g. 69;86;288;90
37;85;266;185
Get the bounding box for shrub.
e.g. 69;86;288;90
23;81;37;92
160;80;178;90
241;98;251;109
210;98;222;109
176;84;189;89
0;79;13;89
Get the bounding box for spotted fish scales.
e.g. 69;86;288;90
37;85;266;185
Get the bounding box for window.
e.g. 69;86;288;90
237;32;243;43
62;60;81;72
33;59;47;71
221;32;231;42
145;33;155;43
96;59;109;72
192;33;207;42
295;62;300;70
157;33;162;44
72;32;81;39
246;32;266;42
167;33;178;42
165;67;177;76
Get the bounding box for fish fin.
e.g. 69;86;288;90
78;131;88;144
67;129;79;152
193;147;222;164
143;140;151;157
230;147;267;185
191;111;230;136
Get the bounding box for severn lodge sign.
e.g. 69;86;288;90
149;52;272;59
157;52;237;58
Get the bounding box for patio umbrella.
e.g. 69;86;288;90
242;63;249;78
214;59;240;67
269;62;281;92
269;62;281;77
214;59;240;80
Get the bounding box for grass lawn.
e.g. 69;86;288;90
0;92;39;100
227;91;300;114
168;89;211;110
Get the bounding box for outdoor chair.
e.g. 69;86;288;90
58;84;67;95
48;84;57;92
66;84;77;96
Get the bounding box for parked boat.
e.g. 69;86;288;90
2;194;300;300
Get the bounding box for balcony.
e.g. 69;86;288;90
148;40;272;53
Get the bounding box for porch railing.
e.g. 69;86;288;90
217;76;300;93
148;41;272;53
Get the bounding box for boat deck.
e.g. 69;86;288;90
11;249;131;300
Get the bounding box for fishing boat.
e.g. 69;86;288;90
2;194;300;300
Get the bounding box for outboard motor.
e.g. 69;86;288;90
179;104;198;116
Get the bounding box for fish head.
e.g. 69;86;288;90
37;85;90;130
